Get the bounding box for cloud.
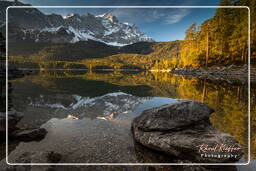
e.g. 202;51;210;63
165;9;189;24
110;8;190;25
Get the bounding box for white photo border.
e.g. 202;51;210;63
5;5;251;166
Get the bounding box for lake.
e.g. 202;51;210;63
1;70;255;170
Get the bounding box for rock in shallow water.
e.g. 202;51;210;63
0;111;47;142
0;111;23;138
132;100;244;163
11;128;47;142
0;151;62;171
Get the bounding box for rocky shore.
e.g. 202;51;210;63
0;111;47;142
171;64;254;83
0;63;47;162
132;100;244;163
0;93;247;170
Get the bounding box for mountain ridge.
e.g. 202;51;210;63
0;0;154;46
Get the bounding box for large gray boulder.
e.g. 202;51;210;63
132;100;244;163
133;100;214;132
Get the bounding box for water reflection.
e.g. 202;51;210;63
8;70;253;161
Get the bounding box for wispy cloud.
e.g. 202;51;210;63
164;9;189;24
111;8;190;25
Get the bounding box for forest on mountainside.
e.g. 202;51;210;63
7;0;256;70
175;0;255;68
144;0;255;70
9;41;181;70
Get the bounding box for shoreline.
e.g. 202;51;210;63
170;64;255;83
2;64;255;83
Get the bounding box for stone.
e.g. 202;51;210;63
132;100;244;163
0;111;23;138
0;151;62;171
133;100;214;132
46;151;62;163
11;128;47;142
0;111;47;142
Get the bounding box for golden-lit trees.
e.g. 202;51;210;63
180;23;201;67
178;0;251;67
9;0;255;70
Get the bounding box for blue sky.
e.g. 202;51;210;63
18;0;220;41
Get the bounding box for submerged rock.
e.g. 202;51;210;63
132;100;244;163
0;111;23;138
0;111;47;142
11;128;47;142
0;151;62;171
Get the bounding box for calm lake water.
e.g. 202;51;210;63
2;70;255;170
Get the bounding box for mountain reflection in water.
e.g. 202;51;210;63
2;70;253;166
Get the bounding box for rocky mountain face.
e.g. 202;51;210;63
1;1;153;46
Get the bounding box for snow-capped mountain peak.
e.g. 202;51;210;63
63;13;75;19
96;13;119;23
2;2;154;46
123;22;131;26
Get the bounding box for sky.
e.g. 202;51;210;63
17;0;220;41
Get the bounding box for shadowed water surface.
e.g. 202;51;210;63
1;70;254;170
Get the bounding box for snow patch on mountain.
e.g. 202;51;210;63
40;26;63;33
15;11;154;46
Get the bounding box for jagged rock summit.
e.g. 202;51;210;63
0;1;154;46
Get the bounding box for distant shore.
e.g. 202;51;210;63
171;64;255;83
2;63;255;83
